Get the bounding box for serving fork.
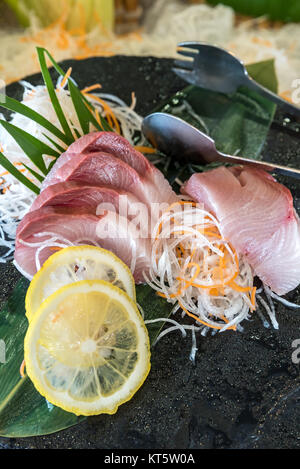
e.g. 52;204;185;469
173;41;300;119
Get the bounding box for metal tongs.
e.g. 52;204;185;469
142;42;300;180
142;113;300;180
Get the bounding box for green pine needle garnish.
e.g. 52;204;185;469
0;47;114;194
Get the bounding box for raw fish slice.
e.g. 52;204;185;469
14;206;151;283
30;181;142;217
42;151;177;207
66;131;152;175
42;132;151;189
181;166;300;295
41;132;178;206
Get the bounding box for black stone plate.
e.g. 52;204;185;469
0;56;300;449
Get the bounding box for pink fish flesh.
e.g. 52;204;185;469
181;166;300;295
14;132;178;283
15;206;151;283
30;181;142;214
42;151;177;207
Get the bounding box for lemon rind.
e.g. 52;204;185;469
25;245;136;321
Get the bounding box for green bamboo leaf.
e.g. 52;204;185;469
0;95;70;146
36;47;74;145
37;47;113;136
22;164;44;184
158;60;277;161
42;133;67;155
0;278;83;437
246;59;278;94
0;120;59;176
68;80;90;135
0;152;40;194
78;87;114;132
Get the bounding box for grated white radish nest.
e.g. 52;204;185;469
144;201;257;333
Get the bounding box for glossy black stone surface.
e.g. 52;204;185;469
0;56;299;449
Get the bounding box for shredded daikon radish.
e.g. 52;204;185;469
145;200;258;333
263;284;300;309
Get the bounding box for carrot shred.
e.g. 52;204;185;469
228;281;252;293
134;146;157;154
179;300;236;331
87;93;120;133
82;84;102;94
59;67;72;90
250;287;257;311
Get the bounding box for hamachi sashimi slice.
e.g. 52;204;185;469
42;132;151;190
181;166;300;295
30;181;142;215
63;131;152;175
42;151;177;207
14;206;151;283
42;132;178;205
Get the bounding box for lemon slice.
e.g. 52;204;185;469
25;246;135;321
24;279;150;416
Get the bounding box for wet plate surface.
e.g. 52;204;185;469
0;56;299;449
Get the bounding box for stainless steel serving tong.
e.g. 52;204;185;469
142;113;300;180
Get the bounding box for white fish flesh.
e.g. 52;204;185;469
181;166;300;295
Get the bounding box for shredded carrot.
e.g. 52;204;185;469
134;146;157;154
50;246;63;252
228;280;252;293
179;300;236;331
82;83;102;94
279;90;293;104
250;287;257;311
131;91;136;110
87;93;121;133
201;230;222;238
59;67;72;90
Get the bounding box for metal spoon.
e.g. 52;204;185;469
142;112;300;180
